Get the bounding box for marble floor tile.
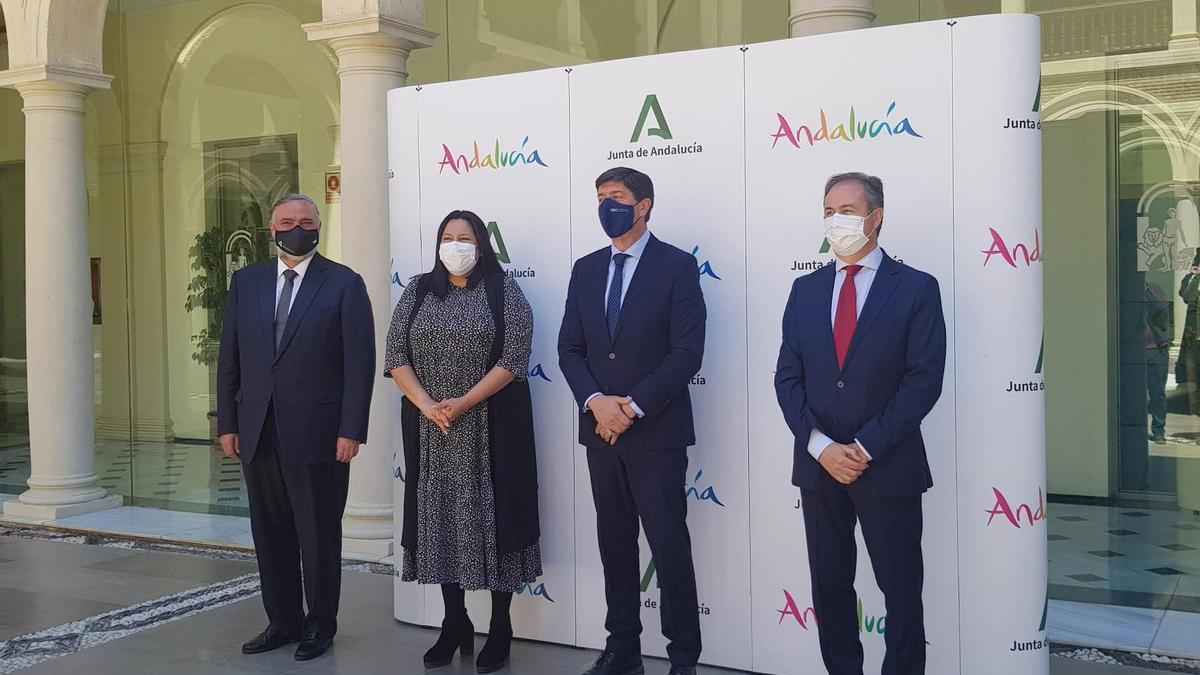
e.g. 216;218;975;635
1046;600;1165;653
1149;608;1200;657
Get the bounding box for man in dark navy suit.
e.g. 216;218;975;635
559;167;707;675
775;173;946;675
217;194;375;662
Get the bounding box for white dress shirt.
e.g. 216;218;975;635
275;254;314;314
807;245;884;462
585;229;653;418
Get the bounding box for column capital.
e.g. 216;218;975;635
0;65;113;93
304;15;438;52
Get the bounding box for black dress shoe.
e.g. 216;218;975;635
425;610;475;668
476;620;512;673
294;631;333;661
668;667;697;675
582;649;644;675
241;627;299;655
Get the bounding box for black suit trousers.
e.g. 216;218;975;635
800;487;925;675
587;446;701;667
243;407;350;638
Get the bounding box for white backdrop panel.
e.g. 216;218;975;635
951;15;1048;675
387;15;1045;675
387;69;578;645
567;46;752;670
743;20;958;675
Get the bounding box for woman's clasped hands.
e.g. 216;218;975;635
417;395;471;435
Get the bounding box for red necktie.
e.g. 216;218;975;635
834;265;862;370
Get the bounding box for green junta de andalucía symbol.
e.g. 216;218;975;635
631;94;673;143
1033;78;1042;113
1035;335;1044;374
487;220;510;264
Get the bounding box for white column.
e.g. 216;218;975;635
0;71;121;520
788;0;875;38
1170;0;1200;49
306;17;436;558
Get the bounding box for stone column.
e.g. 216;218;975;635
305;15;436;558
0;70;122;519
1170;0;1200;50
788;0;875;38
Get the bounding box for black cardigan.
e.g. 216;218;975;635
398;273;540;555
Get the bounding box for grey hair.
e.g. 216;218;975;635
270;193;322;224
823;172;884;213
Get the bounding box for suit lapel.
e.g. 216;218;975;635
841;251;900;372
611;235;665;343
273;254;330;363
586;251;611;346
259;262;278;351
816;263;840;374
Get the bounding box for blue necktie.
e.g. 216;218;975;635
607;253;630;339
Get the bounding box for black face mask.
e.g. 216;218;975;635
275;227;319;257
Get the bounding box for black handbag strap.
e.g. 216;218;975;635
404;273;506;371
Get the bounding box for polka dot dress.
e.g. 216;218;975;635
384;274;542;592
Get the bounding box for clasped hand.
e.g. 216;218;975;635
819;443;870;485
592;395;638;446
418;396;471;435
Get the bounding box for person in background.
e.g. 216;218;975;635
385;209;541;674
1146;282;1171;446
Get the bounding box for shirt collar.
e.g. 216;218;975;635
611;228;652;261
835;245;884;274
277;253;314;280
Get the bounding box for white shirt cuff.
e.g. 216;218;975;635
584;392;602;413
807;429;836;461
854;439;872;461
629;400;646;418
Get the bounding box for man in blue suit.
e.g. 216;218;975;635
559;167;707;675
217;194;375;662
775;173;946;675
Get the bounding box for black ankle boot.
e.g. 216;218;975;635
476;590;513;673
423;610;474;668
475;619;512;673
425;584;474;668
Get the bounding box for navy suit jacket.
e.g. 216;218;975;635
775;251;946;496
216;253;376;465
558;234;706;450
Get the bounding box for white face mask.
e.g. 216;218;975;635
823;211;877;258
439;241;478;277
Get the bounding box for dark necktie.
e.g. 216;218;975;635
274;269;298;351
833;264;862;369
606;253;630;339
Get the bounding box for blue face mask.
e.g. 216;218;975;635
598;198;637;239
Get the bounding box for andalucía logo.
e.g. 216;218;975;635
1011;591;1050;653
777;590;886;636
691;245;721;280
608;94;703;161
641;560;712;616
982;227;1043;268
1004;78;1042;131
390;259;407;288
516;581;555;603
487;221;536;279
529;364;552;382
685;468;724;507
985;486;1046;529
438;137;549;175
1008;335;1045;394
772;101;923;151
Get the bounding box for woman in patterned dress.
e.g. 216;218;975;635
385;210;541;673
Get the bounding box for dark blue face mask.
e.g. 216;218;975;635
598;198;638;239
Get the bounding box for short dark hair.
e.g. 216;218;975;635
595;167;654;220
824;172;884;213
428;210;504;299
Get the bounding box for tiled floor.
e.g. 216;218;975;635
0;531;1184;675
